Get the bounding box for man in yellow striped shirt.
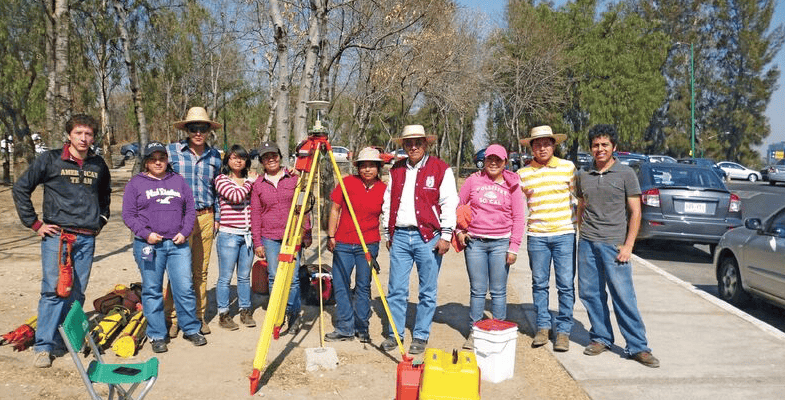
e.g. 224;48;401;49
518;125;577;352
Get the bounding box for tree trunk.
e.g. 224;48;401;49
53;0;71;136
270;0;291;160
293;0;324;144
43;0;57;143
114;0;148;174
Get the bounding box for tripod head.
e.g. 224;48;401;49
306;100;330;138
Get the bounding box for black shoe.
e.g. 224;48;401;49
183;332;207;346
356;332;371;343
151;339;168;353
324;331;354;342
408;338;427;355
380;336;399;352
286;312;302;336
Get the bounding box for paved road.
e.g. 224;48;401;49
633;180;785;333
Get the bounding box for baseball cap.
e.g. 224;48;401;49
143;141;168;158
485;144;508;161
257;141;281;160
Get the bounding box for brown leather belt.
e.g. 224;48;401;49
62;227;98;236
196;207;214;216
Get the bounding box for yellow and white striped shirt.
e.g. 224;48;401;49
517;157;576;236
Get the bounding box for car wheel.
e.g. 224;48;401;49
475;160;484;169
770;180;777;186
717;257;750;306
747;174;758;182
124;150;133;159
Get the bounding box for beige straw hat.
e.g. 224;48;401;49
392;125;437;144
173;107;223;131
520;125;567;146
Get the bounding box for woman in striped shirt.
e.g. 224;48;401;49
214;145;257;331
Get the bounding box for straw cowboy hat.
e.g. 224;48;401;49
393;125;437;144
173;107;223;131
520;125;567;146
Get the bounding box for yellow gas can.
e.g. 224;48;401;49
419;348;481;400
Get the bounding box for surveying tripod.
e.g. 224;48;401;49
249;104;409;394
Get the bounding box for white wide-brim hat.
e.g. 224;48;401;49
354;146;383;165
520;125;567;146
393;125;437;144
174;107;223;131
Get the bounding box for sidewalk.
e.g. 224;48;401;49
509;248;785;400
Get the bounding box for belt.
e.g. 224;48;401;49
61;227;98;236
196;207;214;216
395;226;419;231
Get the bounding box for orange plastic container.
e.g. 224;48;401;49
396;357;424;400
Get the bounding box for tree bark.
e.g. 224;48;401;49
53;0;71;137
293;0;324;144
269;0;290;159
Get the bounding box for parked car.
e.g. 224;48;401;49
576;152;593;170
393;148;408;162
474;147;524;170
677;157;728;180
716;161;762;182
763;159;785;186
473;148;486;169
714;205;785;308
370;146;395;164
331;146;352;162
633;162;742;252
120;142;140;158
615;152;649;166
648;155;677;164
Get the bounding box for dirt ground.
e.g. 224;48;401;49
0;163;588;399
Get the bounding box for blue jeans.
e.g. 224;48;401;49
133;238;200;340
528;234;576;334
35;233;95;353
464;238;510;327
331;242;379;336
216;232;253;314
387;229;442;341
263;237;301;316
578;238;650;355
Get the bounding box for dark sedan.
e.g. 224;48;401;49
714;205;785;308
633;162;742;252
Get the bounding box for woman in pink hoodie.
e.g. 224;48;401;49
456;144;525;349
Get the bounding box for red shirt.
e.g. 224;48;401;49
331;175;386;244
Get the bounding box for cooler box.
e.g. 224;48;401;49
418;348;480;400
472;319;518;383
251;259;269;294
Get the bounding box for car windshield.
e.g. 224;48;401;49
645;164;725;189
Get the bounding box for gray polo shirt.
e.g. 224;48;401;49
576;158;641;245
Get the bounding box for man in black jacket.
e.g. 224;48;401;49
13;114;111;368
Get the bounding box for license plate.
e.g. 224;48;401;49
684;202;707;214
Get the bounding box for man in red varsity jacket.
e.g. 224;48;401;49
380;125;458;355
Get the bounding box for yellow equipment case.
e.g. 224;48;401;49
419;348;481;400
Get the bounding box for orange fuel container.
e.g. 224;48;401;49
419;349;480;400
396;357;424;400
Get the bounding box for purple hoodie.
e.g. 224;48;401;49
122;171;196;240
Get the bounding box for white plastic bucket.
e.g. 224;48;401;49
472;319;518;383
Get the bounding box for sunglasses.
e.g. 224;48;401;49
187;124;211;134
402;139;426;148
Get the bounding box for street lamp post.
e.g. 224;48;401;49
676;42;696;158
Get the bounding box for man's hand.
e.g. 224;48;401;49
172;233;187;245
146;232;163;245
36;223;60;238
616;244;633;263
435;238;450;255
506;253;518;265
386;239;392;250
254;245;266;259
457;232;470;247
522;188;534;197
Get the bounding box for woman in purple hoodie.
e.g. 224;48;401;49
122;142;206;353
455;144;525;350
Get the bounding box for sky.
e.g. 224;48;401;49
456;0;785;154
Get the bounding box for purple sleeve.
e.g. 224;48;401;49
121;176;152;240
180;178;196;238
250;180;263;248
508;177;526;254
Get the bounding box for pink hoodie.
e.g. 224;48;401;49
458;169;525;253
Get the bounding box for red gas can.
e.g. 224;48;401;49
251;260;269;294
396;357;423;400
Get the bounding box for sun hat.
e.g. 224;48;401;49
143;141;168;159
354;147;383;166
392;125;437;144
173;107;223;131
520;125;567;146
484;144;508;161
257;141;281;160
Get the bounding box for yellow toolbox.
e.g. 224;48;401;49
419;348;481;400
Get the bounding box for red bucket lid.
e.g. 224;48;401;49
473;319;517;331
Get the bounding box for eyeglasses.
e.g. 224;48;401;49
261;154;279;162
402;139;426;149
188;124;211;134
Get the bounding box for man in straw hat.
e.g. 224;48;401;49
165;106;223;337
380;125;458;354
575;124;659;368
518;125;577;352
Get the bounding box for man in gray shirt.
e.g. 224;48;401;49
575;124;659;368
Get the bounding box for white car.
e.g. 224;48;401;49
331;146;352;162
717;161;762;182
648;155;677;163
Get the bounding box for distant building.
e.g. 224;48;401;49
767;141;785;164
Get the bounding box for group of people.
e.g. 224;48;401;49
13;107;658;370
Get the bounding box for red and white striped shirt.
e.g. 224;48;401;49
214;174;254;232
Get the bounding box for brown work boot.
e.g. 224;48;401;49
168;320;179;339
553;333;570;352
239;309;256;327
531;328;550;347
583;341;609;356
219;312;239;331
200;318;211;335
630;351;660;368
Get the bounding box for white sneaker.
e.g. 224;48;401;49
33;351;52;368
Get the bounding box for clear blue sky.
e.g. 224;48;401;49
456;0;785;153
